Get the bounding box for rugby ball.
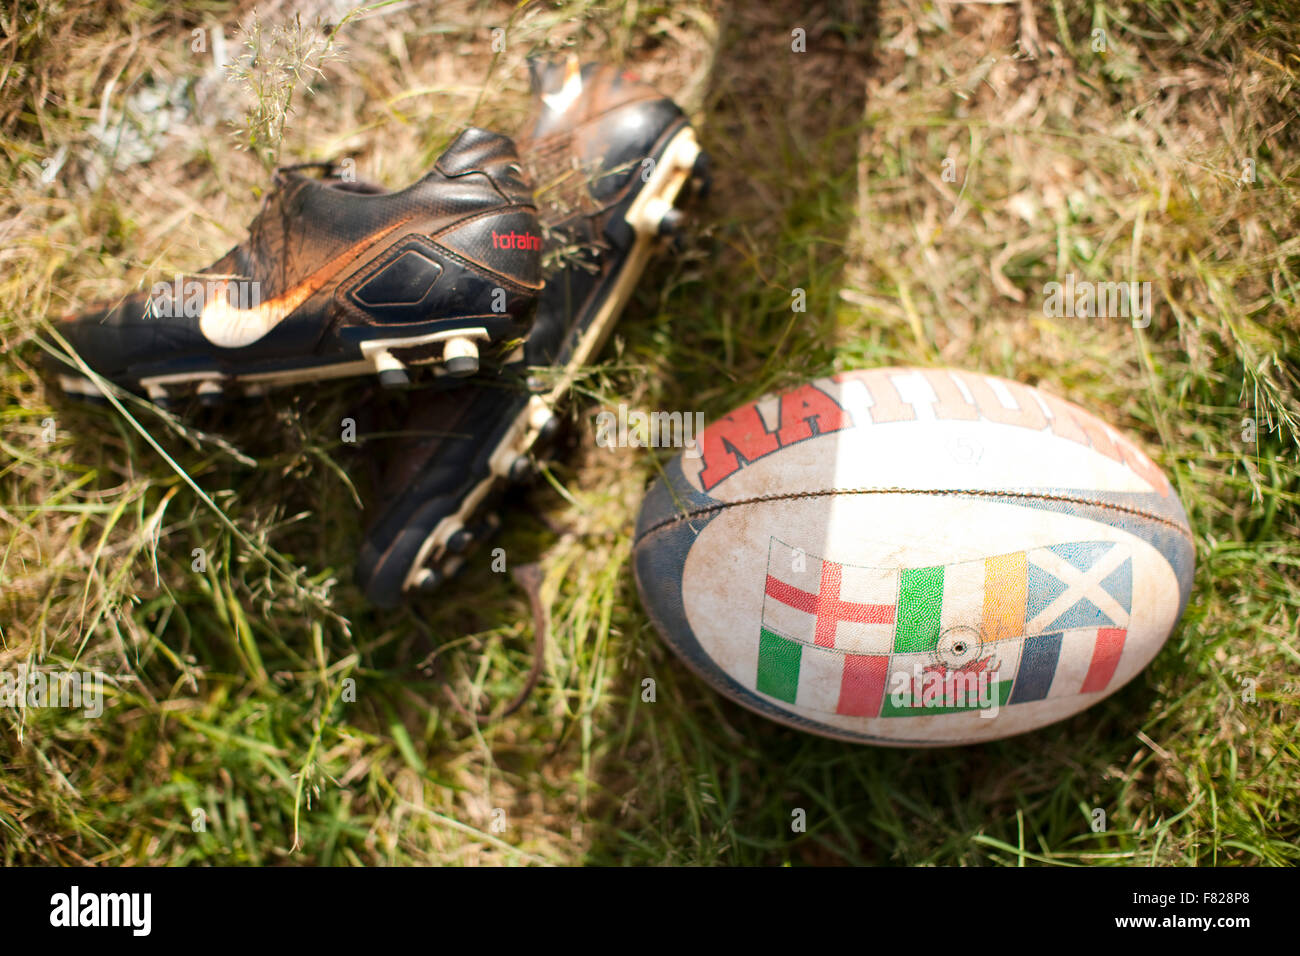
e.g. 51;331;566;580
632;367;1194;746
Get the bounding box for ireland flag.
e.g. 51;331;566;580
755;538;1132;717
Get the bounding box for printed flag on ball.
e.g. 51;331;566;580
755;538;1133;717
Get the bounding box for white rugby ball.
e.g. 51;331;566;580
633;367;1194;746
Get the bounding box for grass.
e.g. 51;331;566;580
1;0;1297;865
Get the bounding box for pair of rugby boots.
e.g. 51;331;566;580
50;57;708;606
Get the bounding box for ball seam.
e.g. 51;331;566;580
634;486;1193;545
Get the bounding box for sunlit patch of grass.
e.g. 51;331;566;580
1;0;1296;866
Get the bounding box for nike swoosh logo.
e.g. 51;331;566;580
199;219;410;349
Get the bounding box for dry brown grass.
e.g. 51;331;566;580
1;0;1296;866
